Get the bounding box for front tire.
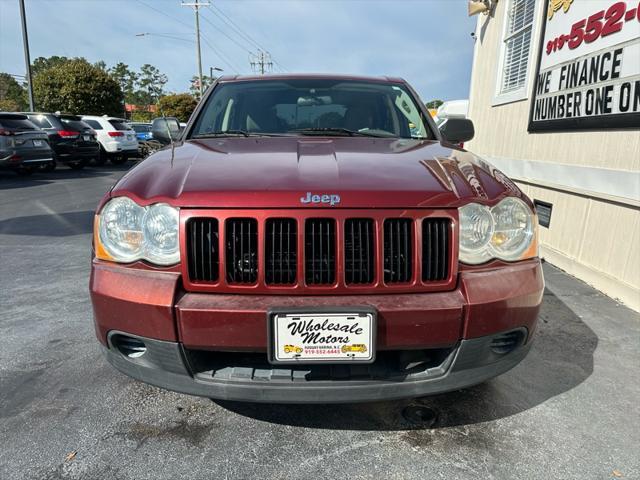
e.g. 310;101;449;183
42;160;57;172
16;167;34;176
110;154;128;165
94;148;107;166
68;159;86;170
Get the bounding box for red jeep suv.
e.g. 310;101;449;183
90;75;543;403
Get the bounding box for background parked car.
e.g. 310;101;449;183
81;115;138;165
434;99;469;128
22;113;99;171
130;122;153;141
0;113;53;175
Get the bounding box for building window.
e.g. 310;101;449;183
495;0;536;103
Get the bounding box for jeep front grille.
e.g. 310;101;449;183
183;210;455;294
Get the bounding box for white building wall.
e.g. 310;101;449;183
467;0;640;310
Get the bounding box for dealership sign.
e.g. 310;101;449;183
528;0;640;131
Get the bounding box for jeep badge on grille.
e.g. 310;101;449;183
300;192;341;206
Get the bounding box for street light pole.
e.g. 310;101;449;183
210;66;223;80
18;0;34;111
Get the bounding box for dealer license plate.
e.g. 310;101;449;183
32;139;43;147
270;311;375;364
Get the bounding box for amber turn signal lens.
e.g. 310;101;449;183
93;215;114;261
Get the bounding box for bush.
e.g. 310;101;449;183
157;93;198;123
0;73;28;111
0;99;21;112
33;59;123;115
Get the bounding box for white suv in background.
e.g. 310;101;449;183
81;115;138;165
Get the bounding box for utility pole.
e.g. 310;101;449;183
250;51;273;75
182;1;209;98
18;0;34;111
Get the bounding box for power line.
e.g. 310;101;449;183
200;36;242;74
133;0;241;76
200;9;252;53
207;3;288;72
208;3;263;51
134;0;193;30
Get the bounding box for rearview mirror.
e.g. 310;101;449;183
151;117;181;145
439;118;475;144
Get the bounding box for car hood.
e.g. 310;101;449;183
109;137;525;209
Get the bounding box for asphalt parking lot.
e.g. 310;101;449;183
1;164;639;480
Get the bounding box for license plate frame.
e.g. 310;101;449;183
267;307;377;365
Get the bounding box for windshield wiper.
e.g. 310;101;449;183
192;130;290;138
290;127;389;138
192;130;251;138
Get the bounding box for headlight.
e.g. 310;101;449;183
95;197;180;265
459;203;494;264
142;203;180;265
459;198;537;264
490;197;534;261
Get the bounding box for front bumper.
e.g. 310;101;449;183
90;259;544;403
91;258;543;402
102;328;532;403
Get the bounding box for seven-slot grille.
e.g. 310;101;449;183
185;215;452;290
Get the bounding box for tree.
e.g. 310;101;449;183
425;99;444;109
108;62;138;103
94;60;107;71
0;99;21;112
189;75;214;98
31;56;72;76
33;59;123;115
157;93;198;122
135;64;168;106
0;73;28;110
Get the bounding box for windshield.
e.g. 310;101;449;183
189;79;433;139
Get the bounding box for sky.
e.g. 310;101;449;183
0;0;478;102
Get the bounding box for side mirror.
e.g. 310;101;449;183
439;118;475;144
151;118;181;145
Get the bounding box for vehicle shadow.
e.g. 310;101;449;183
0;210;95;236
0;163;134;190
214;288;597;430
